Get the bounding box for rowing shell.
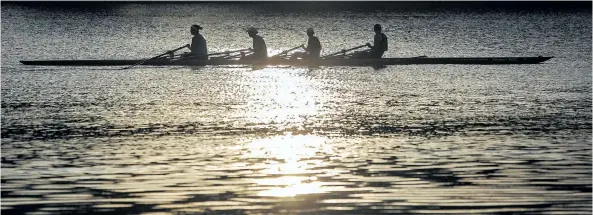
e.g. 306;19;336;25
20;56;553;66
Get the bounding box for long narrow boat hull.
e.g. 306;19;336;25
20;56;553;66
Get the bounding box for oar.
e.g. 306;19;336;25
272;45;303;58
225;50;254;59
177;48;253;60
321;44;367;59
174;48;254;62
249;45;302;66
122;44;189;70
210;50;252;60
205;48;253;57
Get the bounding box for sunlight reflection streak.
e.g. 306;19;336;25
240;68;320;126
244;134;332;197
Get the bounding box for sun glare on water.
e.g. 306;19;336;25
230;66;337;197
237;67;322;127
242;134;334;197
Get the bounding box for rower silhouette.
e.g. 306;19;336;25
182;24;208;60
353;24;388;59
241;27;268;60
291;28;322;60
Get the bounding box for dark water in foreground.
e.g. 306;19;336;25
1;3;592;215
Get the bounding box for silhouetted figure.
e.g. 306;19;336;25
353;24;388;59
241;27;268;60
183;25;208;60
368;24;388;58
292;28;322;59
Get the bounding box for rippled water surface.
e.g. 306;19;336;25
1;3;592;215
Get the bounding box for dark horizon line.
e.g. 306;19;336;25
3;1;591;11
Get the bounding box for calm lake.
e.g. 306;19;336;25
1;2;592;214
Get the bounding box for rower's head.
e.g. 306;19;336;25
306;28;315;37
191;25;202;35
247;27;258;37
373;24;382;33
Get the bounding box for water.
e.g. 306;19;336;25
1;2;591;214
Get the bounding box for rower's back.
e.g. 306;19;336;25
191;34;208;58
252;35;268;59
307;36;322;58
369;24;388;59
189;25;208;60
370;32;387;58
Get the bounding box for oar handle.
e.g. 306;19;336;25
248;45;301;66
172;44;191;53
174;48;253;61
226;50;253;59
273;45;303;57
210;50;254;59
205;48;252;57
122;44;189;69
321;44;367;59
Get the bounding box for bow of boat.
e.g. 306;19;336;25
537;56;554;63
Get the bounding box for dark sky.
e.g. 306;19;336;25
3;1;592;12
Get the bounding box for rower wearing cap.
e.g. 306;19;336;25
292;28;322;59
241;27;268;60
366;24;388;58
187;24;208;60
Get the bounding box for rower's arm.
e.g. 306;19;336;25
253;37;266;53
371;34;382;50
303;40;310;52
